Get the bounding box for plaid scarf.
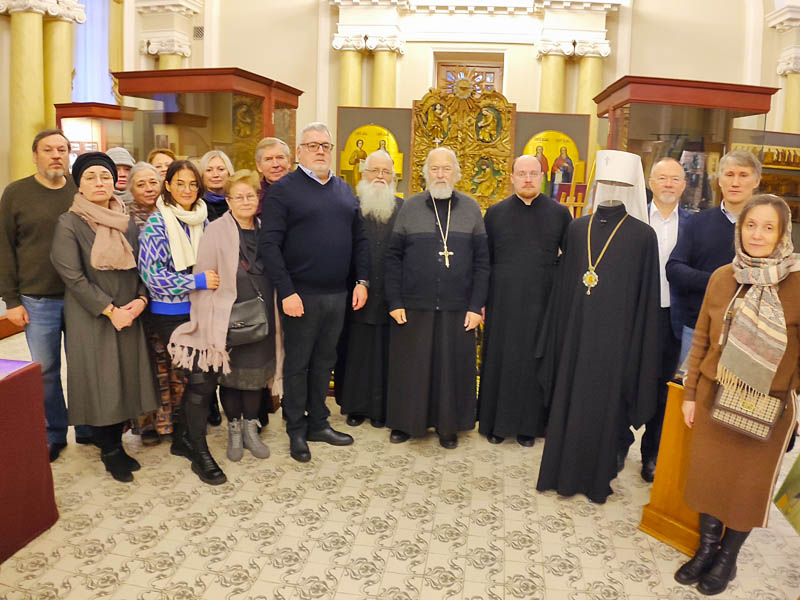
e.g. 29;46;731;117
718;211;799;397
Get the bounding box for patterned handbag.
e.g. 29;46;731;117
710;383;786;441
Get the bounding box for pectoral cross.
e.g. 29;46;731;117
439;247;454;268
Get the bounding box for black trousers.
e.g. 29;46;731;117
620;307;682;461
280;292;347;436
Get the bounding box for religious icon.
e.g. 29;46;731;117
425;103;449;143
471;159;500;197
339;125;404;193
233;103;255;138
552;146;574;184
476;107;500;143
523;131;583;200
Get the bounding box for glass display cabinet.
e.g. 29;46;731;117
594;76;777;211
55;102;137;170
112;67;303;169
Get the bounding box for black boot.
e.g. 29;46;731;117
208;396;222;426
101;447;134;483
184;387;227;486
170;403;194;459
675;513;723;585
697;527;749;596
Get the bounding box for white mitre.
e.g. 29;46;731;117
590;149;648;223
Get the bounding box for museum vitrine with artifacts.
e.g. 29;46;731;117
595;76;777;211
55;103;136;169
111;68;302;169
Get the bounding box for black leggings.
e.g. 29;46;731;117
220;387;261;420
92;422;124;452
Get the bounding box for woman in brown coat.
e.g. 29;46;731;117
677;194;800;595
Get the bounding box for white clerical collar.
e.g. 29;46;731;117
299;164;334;185
720;201;738;223
648;199;679;223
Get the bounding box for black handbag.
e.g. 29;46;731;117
227;271;269;347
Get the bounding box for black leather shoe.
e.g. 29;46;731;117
641;458;657;483
289;435;311;462
487;434;504;444
207;398;222;426
101;448;134;483
307;426;353;446
390;429;410;443
616;449;627;473
696;528;749;596
119;447;141;472
370;418;385;428
439;434;458;449
190;445;227;485
674;513;723;585
49;442;67;463
517;435;535;447
346;414;365;427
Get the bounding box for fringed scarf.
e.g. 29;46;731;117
156;197;208;271
718;208;800;400
68;193;136;270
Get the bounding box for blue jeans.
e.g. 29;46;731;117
678;325;695;371
20;295;92;445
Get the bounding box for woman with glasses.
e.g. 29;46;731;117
171;170;280;463
50;152;158;482
138;160;226;485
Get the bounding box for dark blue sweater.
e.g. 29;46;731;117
665;206;735;329
258;168;369;299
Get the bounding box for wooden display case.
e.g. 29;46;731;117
55;102;137;169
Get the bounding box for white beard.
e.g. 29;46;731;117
358;178;397;223
429;181;454;200
657;192;679;205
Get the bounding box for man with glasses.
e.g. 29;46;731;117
338;150;403;429
0;129;94;461
477;154;571;447
619;157;690;482
259;122;369;462
384;147;490;449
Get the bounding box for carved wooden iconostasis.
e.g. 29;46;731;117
338;97;589;211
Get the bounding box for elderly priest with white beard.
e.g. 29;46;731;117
339;151;404;428
384;147;490;449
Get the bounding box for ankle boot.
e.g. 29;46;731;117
170;403;194;459
227;418;243;462
243;419;270;459
101;447;134;483
697;528;749;596
184;389;227;485
675;513;723;585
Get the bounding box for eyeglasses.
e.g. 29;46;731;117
173;181;199;191
366;168;394;177
515;171;542;180
429;166;453;175
228;194;258;202
300;142;334;153
655;176;683;184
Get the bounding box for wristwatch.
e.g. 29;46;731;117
356;280;370;288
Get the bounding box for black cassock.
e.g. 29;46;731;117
536;203;660;503
478;194;571;439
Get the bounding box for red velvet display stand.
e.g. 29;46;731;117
0;361;59;564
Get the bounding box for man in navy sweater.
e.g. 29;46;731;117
666;150;761;365
259;122;370;462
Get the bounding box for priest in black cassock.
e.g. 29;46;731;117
478;155;572;446
536;149;660;504
340;150;403;428
384;147;490;449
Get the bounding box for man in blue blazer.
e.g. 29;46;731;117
619;157;691;482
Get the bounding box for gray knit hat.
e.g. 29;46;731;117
106;146;135;168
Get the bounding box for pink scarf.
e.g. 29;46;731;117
68;193;135;270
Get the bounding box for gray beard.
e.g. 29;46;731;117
357;178;397;223
429;181;454;200
43;168;65;181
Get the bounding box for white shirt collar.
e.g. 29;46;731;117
648;199;679;222
720;201;738;223
298;164;334;185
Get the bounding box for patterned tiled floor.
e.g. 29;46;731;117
1;332;799;600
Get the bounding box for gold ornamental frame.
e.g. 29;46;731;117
411;88;515;210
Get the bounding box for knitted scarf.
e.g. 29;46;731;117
168;211;239;374
205;190;226;204
156;197;208;271
718;216;800;398
68;193;135;270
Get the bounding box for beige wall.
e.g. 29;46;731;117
629;0;747;82
217;0;323;157
0;16;10;189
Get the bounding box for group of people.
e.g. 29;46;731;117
1;123;798;597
